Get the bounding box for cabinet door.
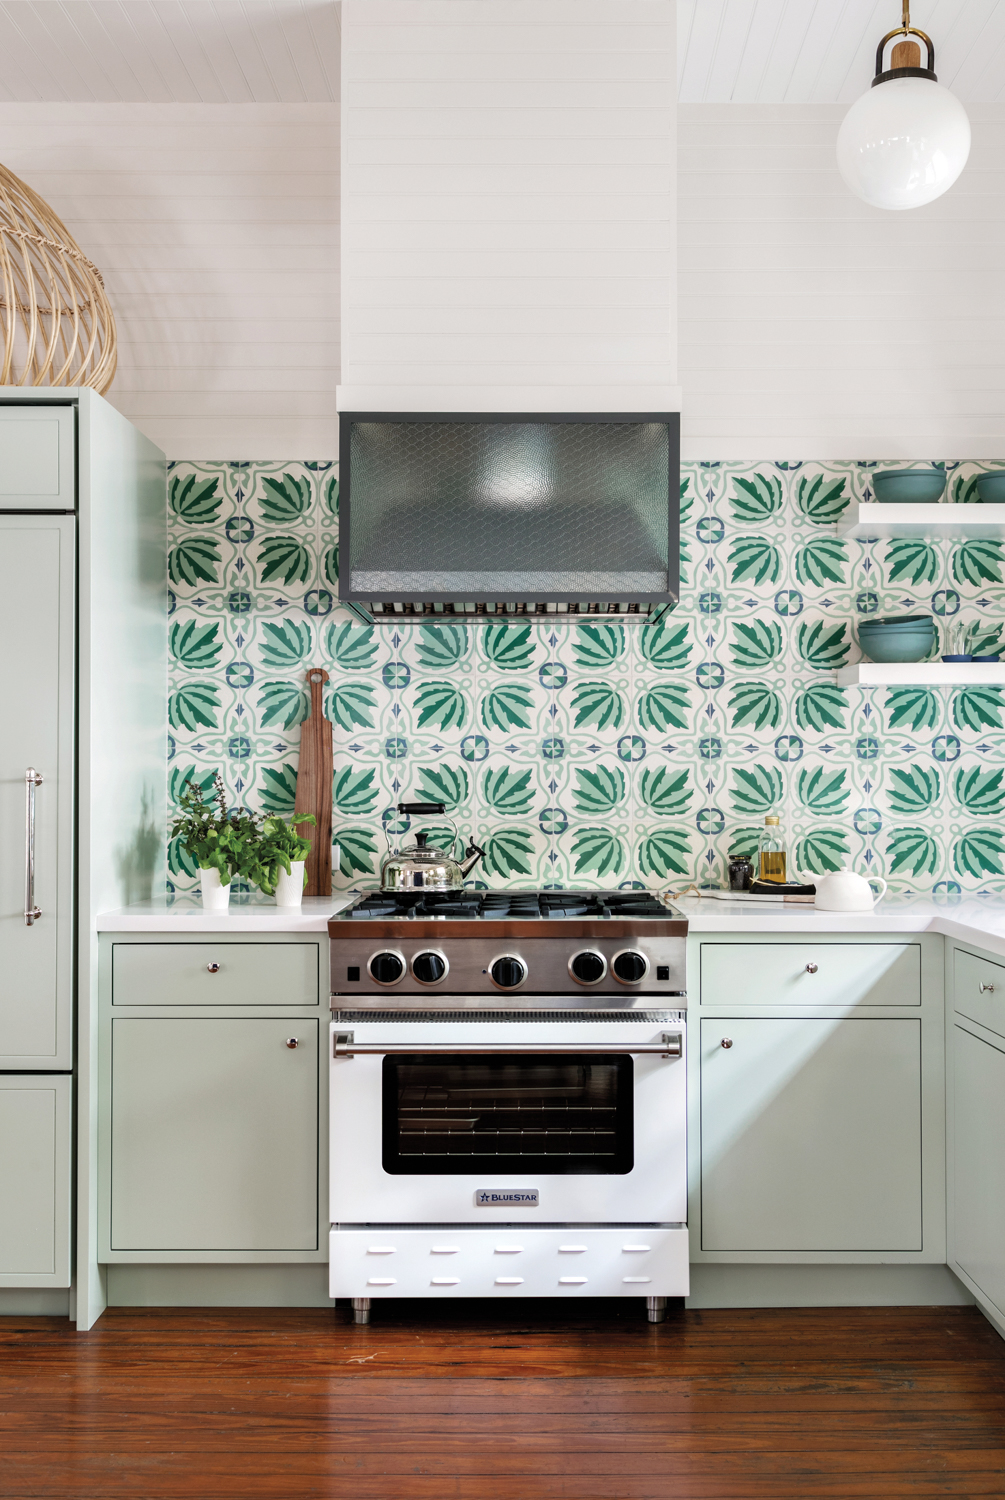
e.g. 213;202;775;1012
0;1076;71;1286
0;516;74;1067
953;1026;1005;1313
0;406;75;509
700;1017;922;1251
110;1017;318;1252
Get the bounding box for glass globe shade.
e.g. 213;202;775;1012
836;76;971;210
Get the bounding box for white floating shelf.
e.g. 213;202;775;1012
838;502;1005;539
837;662;1005;688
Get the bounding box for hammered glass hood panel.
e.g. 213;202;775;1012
343;419;675;600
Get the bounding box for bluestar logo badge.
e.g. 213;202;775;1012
475;1189;540;1207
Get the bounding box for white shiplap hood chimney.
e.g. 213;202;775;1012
337;0;678;415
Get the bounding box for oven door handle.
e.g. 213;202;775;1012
333;1031;682;1059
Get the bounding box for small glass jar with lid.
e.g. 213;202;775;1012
757;815;787;884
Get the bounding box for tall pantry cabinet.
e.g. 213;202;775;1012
0;392;166;1330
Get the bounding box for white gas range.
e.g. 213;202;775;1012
327;889;688;1323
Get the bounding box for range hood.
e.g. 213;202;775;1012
339;412;680;624
337;1;679;625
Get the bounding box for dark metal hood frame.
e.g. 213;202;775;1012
338;412;680;624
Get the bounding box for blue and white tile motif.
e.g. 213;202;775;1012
166;458;1005;897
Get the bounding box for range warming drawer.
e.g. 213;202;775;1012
329;1226;689;1299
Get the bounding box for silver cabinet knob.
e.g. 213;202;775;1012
286;1037;299;1049
980;982;995;994
206;963;221;974
721;1037;733;1049
805;963;818;974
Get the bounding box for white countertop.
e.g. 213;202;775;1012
96;895;356;932
96;891;1005;961
675;893;1005;962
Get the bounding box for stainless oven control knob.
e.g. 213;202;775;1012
369;951;405;985
490;955;527;990
612;950;649;984
569;950;607;985
412;950;448;985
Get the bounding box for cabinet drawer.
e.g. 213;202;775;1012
954;949;1005;1039
701;943;920;1007
112;943;319;1007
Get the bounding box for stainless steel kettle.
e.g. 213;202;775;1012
380;801;485;891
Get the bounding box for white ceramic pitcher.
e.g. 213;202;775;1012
813;867;887;912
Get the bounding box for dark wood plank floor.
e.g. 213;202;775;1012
2;1301;1005;1498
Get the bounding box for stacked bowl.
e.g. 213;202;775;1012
857;615;937;663
872;470;946;503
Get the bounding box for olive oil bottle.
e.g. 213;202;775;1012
757;815;787;883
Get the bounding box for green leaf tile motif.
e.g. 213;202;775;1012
481;684;532;731
886;687;939;732
169;537;220;586
260;473;313;523
730;472;783;520
571;682;625;730
170;620;222;670
414;681;467;731
165;457;1005;899
794;684;846;731
483;767;534;815
887;827;939;877
416;623;468;667
257;681;307;730
729;682;781;731
574;765;627;813
170;473;221;524
418;763;470;810
637;683;690;732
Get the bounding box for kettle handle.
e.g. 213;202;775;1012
869;876;888;906
397;802;446;815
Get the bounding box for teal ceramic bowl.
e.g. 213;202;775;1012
976;473;1005;503
858;619;936;663
872;469;947;503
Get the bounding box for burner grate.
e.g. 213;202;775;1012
341;889;673;921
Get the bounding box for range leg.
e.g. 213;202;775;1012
351;1297;371;1325
646;1296;666;1324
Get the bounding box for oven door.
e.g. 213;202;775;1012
330;1015;686;1224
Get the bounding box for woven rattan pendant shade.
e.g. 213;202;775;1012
0;161;116;393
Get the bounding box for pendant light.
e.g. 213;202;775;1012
836;1;970;211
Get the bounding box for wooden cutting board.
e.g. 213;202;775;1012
294;667;333;896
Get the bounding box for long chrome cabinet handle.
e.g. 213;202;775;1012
333;1032;682;1059
24;767;43;926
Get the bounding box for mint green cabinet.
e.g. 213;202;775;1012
0;1076;71;1286
0;406;75;509
952;1025;1005;1317
699;1016;923;1252
0;516;74;1068
109;1017;319;1254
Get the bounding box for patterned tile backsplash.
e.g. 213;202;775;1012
166;458;1005;897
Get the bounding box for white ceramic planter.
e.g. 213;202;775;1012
199;866;232;911
275;860;306;907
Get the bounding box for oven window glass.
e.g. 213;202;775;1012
382;1054;634;1175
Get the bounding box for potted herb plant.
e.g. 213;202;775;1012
260;814;317;907
171;775;265;911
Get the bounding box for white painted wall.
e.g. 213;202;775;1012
339;0;677;414
679;103;1005;459
0;102;339;459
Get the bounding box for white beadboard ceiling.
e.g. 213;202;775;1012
0;1;1001;105
679;0;1005;103
0;1;340;103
